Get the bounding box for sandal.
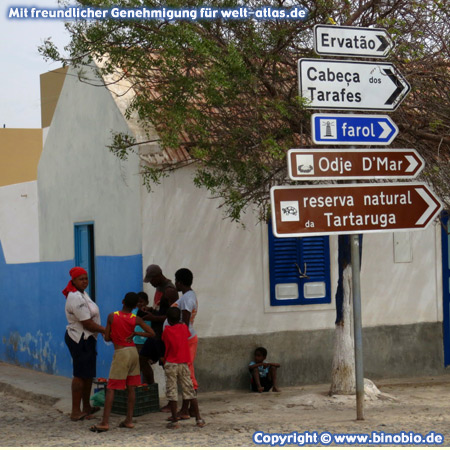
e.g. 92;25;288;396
90;425;109;433
166;421;180;429
196;419;206;428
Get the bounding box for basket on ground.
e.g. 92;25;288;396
111;383;159;417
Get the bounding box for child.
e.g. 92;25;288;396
90;292;155;432
248;347;281;393
161;307;205;429
133;292;151;352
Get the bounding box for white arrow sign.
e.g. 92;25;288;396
379;122;391;139
416;188;439;226
314;25;395;58
405;155;419;173
299;58;411;111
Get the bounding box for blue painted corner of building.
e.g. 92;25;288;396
0;240;143;379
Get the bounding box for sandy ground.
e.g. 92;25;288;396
1;376;450;447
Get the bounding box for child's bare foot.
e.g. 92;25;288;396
70;413;88;421
272;386;281;392
257;386;264;393
119;421;135;429
178;407;190;418
160;403;171;412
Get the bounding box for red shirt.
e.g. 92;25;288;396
110;311;136;347
162;323;191;363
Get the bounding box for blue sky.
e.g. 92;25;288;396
1;1;70;128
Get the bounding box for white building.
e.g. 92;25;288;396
1;63;449;390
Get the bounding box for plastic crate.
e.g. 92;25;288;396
111;384;160;417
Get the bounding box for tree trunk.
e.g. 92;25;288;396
329;264;355;395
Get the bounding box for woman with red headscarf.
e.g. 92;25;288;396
63;267;105;421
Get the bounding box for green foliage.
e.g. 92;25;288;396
41;0;450;220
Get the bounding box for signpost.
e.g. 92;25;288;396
314;25;395;58
287;148;424;180
298;58;410;111
285;24;437;422
271;183;442;237
311;113;398;145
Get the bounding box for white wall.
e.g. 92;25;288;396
361;225;442;326
0;181;39;263
141;166;338;338
141;166;443;338
37;65;142;261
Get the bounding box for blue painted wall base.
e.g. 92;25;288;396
0;241;142;378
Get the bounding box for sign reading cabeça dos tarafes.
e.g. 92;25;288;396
298;58;410;111
271;183;442;237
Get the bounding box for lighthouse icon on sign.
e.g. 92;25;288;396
319;119;337;139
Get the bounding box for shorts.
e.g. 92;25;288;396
251;376;273;392
107;347;141;390
139;337;165;363
65;331;97;379
164;362;196;402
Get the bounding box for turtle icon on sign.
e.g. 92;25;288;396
280;201;300;222
282;206;298;216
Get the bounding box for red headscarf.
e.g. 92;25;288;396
62;267;88;298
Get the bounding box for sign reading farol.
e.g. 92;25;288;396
298;58;410;111
311;113;398;145
271;183;442;237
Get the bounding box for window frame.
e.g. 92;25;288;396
74;222;96;301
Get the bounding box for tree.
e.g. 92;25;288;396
42;0;450;221
41;0;450;393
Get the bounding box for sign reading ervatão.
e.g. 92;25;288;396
271;183;442;237
313;25;395;58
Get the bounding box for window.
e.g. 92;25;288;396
268;222;331;306
74;223;96;301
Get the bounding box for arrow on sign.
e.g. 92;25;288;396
298;59;411;111
287;149;424;180
314;25;395;58
311;114;398;145
271;183;442;237
379;121;392;139
384;69;407;105
405;155;420;173
376;34;391;53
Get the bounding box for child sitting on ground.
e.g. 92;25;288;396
162;307;205;429
90;292;154;432
248;347;281;393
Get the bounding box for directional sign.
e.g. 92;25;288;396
271;183;442;237
314;25;394;58
311;113;398;145
288;149;424;181
298;58;410;111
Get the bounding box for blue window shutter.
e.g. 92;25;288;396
268;222;331;306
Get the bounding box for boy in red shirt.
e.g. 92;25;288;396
90;292;154;432
162;307;205;428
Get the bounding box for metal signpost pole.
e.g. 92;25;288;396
351;233;364;420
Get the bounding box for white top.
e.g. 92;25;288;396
65;290;101;343
173;289;198;339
